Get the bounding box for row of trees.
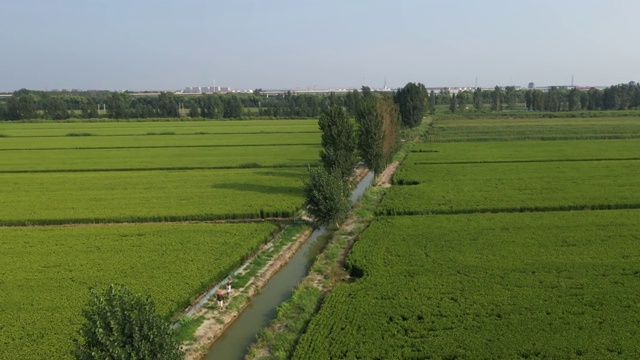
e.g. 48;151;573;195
447;82;640;113
0;89;248;120
3;82;640;121
304;82;426;227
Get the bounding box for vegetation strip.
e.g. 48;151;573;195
412;157;640;165
0;130;320;138
426;134;640;142
0;164;309;174
376;202;640;216
0;143;317;151
0;168;306;225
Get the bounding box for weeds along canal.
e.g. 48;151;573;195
205;170;375;360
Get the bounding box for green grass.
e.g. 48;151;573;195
0;119;319;137
0;144;319;172
0;168;307;225
381;159;640;215
293;211;640;359
0;222;278;360
427;116;640;142
0;132;320;150
410;139;640;164
175;316;205;343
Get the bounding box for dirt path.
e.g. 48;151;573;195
181;228;313;360
377;161;400;187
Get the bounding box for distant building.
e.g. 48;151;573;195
180;85;235;94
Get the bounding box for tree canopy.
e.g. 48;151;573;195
73;284;183;360
394;82;428;128
318;106;357;180
303;166;350;227
356;96;400;175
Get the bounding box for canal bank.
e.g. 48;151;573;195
203;171;375;360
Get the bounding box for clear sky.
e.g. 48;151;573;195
1;0;638;92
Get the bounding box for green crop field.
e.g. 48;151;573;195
0;119;319;359
0;163;308;226
0;222;278;360
0;132;320;150
410;139;640;164
291;116;640;359
427;117;640;142
0;144;319;172
0;119;319;137
293;212;640;359
380;159;640;215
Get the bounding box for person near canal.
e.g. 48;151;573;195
216;288;225;310
226;280;232;298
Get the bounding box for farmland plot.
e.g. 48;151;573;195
0;222;278;360
427;117;640;142
293;212;640;359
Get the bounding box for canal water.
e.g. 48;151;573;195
205;171;374;360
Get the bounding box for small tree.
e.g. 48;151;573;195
73;284;183;360
303;166;350;227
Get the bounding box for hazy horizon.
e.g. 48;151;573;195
2;0;639;92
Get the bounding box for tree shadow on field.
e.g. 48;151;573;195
210;182;301;196
256;169;308;179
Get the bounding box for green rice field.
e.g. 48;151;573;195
427;117;640;142
381;158;640;215
294;212;640;359
292;116;640;359
0;144;319;171
0;222;278;360
0;132;320;150
410;138;640;163
0;119;318;137
0;119;319;359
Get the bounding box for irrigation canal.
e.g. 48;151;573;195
205;170;375;360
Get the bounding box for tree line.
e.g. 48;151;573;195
304;82;428;227
446;82;640;113
4;82;638;121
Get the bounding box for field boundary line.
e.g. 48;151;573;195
0;164;312;174
411;157;640;166
1;130;319;139
0;217;293;228
0;143;319;151
376;203;640;217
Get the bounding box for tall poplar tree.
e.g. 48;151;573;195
318;106;356;180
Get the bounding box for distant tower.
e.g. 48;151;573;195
571;75;575;87
383;77;387;90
